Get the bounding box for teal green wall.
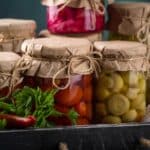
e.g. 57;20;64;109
0;0;149;32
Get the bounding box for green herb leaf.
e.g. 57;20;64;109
67;108;79;125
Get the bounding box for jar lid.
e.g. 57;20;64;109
94;41;148;71
108;2;150;36
0;52;32;91
21;37;97;80
0;52;20;72
0;18;36;40
21;37;92;58
38;29;102;42
41;0;104;14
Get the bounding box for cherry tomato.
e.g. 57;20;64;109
82;85;93;102
55;105;69;114
86;103;92;121
55;85;83;107
83;75;92;87
75;102;87;118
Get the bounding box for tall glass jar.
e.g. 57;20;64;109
107;3;150;42
93;41;148;124
42;0;105;34
0;52;22;97
0;19;36;53
21;37;94;126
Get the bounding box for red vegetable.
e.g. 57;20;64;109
0;114;36;128
55;85;83;107
47;6;104;34
75;102;87;118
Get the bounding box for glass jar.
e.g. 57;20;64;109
94;41;148;124
21;37;94;126
0;19;36;53
107;2;150;42
0;52;22;97
42;0;105;34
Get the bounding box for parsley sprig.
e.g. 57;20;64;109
0;86;79;128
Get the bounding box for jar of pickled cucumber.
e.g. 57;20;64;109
21;37;95;126
41;0;105;34
0;19;36;53
107;3;150;42
0;52;23;97
94;41;148;124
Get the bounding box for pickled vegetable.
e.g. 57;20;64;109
94;71;146;124
23;75;93;126
47;6;104;34
107;94;130;116
122;109;138;122
102;116;122;124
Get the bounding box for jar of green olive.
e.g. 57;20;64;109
107;2;150;42
94;41;148;124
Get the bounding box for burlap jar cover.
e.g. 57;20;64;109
0;19;37;53
108;3;150;43
38;29;102;42
0;52;32;96
21;37;100;89
94;41;148;72
42;0;105;15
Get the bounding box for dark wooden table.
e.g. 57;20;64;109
0;123;150;150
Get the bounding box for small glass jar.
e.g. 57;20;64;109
42;0;105;34
93;41;148;124
0;52;22;97
21;37;94;126
107;2;150;41
0;19;36;53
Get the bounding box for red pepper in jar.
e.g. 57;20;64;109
0;114;36;128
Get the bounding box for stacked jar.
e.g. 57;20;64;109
41;0;105;42
93;41;148;124
107;2;150;106
107;2;150;42
20;36;95;126
0;52;31;97
0;19;36;53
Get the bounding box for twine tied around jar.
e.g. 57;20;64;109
52;50;102;90
58;0;105;15
96;44;149;73
0;54;32;97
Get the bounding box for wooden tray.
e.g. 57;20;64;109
0;123;150;150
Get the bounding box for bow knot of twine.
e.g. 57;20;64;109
0;54;32;96
52;51;102;90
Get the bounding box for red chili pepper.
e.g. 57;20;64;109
0;114;36;128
